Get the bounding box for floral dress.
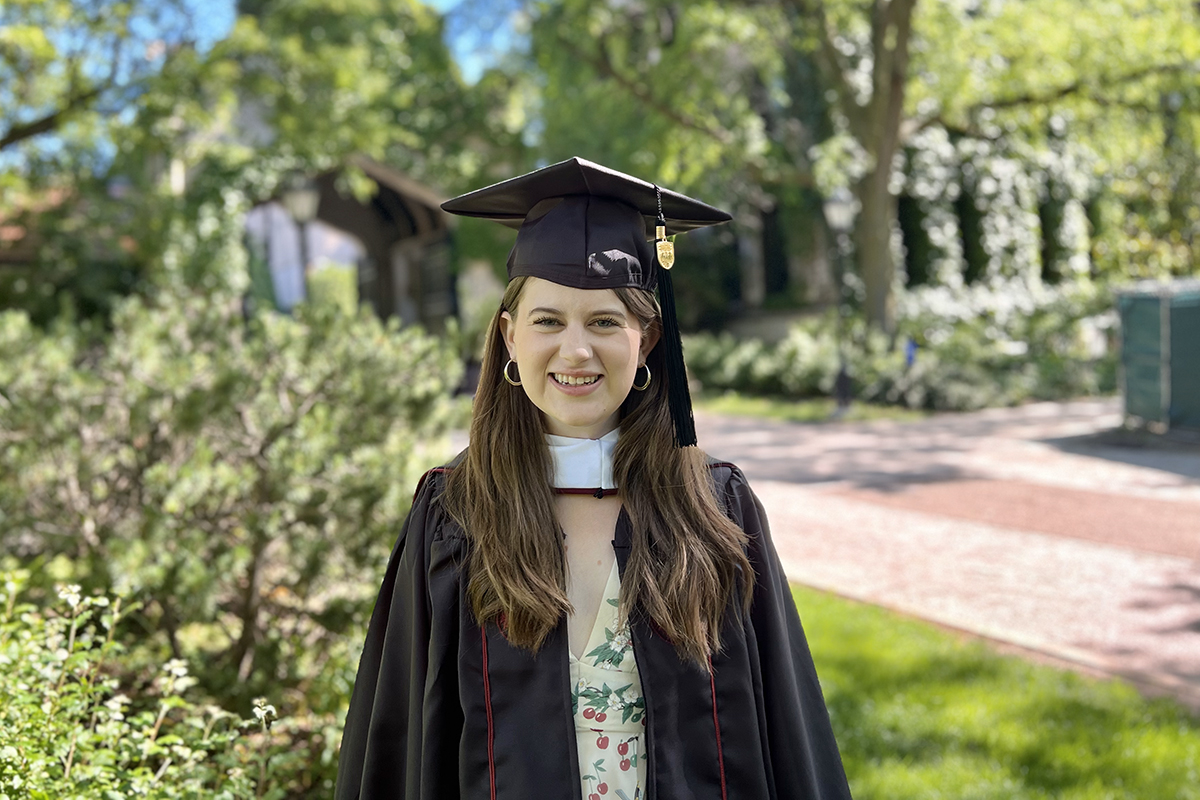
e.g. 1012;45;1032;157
569;559;647;800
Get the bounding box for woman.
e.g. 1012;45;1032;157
336;158;852;800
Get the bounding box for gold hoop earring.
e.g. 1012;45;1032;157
503;359;522;386
632;363;651;391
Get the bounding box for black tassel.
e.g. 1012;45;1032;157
657;262;697;447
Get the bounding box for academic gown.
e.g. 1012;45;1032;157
335;456;853;800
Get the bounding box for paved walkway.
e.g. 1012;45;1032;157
694;399;1200;708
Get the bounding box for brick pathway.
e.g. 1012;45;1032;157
694;399;1200;708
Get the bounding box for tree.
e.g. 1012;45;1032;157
522;0;833;322
0;0;206;321
795;0;1200;328
0;0;196;158
520;0;912;327
1;0;523;323
784;0;917;333
910;0;1200;283
520;0;1200;332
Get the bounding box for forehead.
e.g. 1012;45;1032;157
515;277;625;314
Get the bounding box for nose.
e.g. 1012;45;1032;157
559;322;592;363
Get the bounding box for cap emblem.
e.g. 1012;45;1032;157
655;225;675;270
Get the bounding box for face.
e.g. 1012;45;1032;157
500;278;659;439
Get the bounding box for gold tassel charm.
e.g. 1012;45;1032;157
655;224;675;269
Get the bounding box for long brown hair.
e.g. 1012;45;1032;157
442;276;754;665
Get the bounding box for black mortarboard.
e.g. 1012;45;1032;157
442;157;733;447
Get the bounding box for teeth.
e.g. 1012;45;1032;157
554;374;598;386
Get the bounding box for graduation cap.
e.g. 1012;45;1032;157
442;157;733;447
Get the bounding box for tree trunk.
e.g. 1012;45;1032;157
854;170;897;334
789;0;917;333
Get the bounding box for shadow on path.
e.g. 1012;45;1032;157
1043;430;1200;482
697;398;1200;496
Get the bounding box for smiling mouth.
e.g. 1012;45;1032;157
552;373;600;386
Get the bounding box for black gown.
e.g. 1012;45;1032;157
335;456;853;800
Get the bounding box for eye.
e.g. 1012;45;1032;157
532;316;561;327
593;317;621;328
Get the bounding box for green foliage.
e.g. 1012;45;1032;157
913;0;1200;149
0;0;248;322
796;584;1200;799
0;291;462;794
685;283;1117;412
521;0;1200;327
305;265;358;316
0;570;295;799
0;0;194;177
686;320;840;399
905;0;1200;285
1;0;521;324
530;0;781;195
227;0;495;189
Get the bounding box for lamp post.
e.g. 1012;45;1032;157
822;187;859;415
281;174;320;279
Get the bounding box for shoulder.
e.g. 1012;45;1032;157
410;447;469;504
702;453;750;500
699;453;762;532
404;448;470;548
703;453;741;481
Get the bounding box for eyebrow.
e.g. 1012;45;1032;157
527;306;627;319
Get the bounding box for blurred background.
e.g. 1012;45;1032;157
2;1;1199;797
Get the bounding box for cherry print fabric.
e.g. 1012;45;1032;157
570;560;646;800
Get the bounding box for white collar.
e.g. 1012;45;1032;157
545;428;619;490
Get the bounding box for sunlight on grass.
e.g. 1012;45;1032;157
793;585;1200;799
694;391;930;424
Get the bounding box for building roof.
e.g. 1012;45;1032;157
350;155;449;214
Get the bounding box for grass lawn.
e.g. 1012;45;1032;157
793;585;1200;799
694;391;929;424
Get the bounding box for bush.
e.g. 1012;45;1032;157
686;322;842;399
684;282;1118;412
0;290;463;795
305;264;358;316
0;569;292;799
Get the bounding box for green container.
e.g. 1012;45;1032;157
1116;280;1200;431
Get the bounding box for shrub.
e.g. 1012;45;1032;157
684;282;1117;412
0;569;294;799
305;264;358;316
0;290;463;795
